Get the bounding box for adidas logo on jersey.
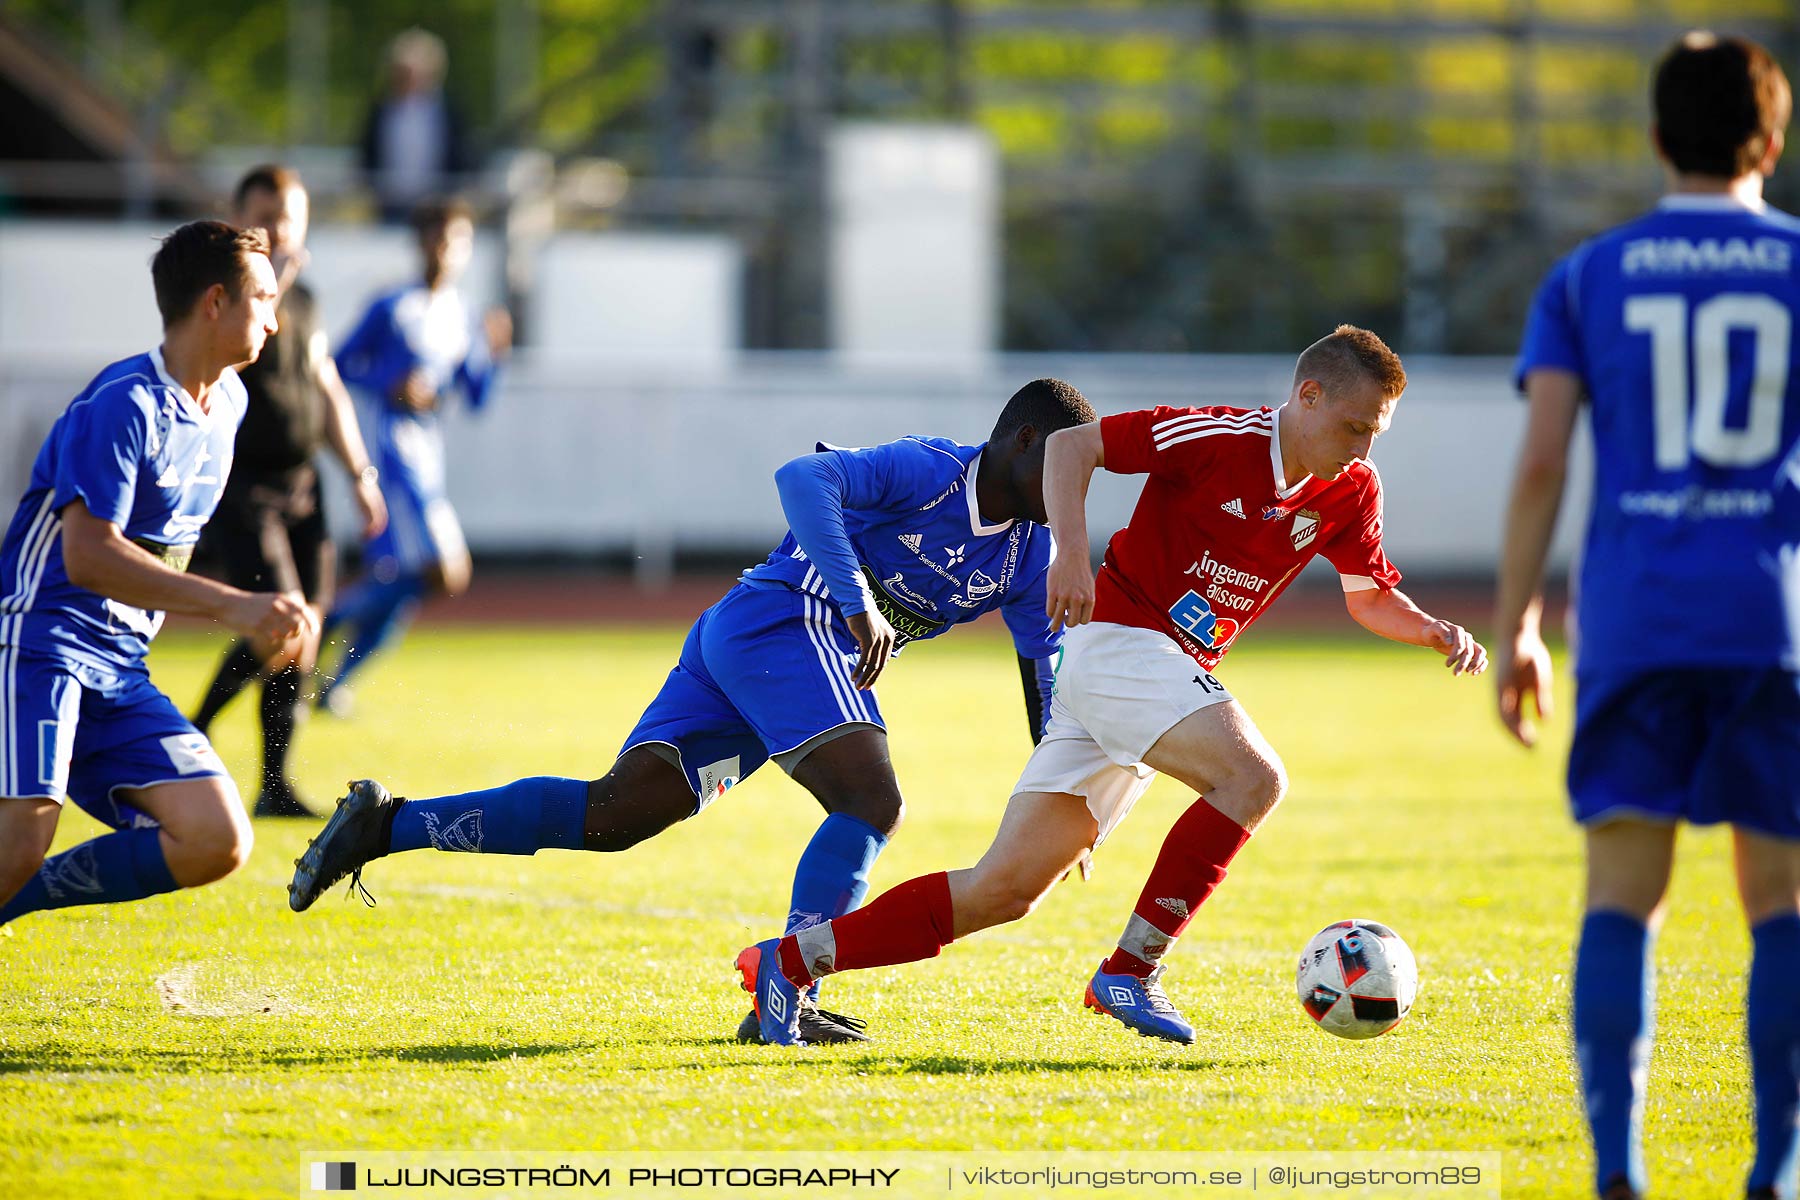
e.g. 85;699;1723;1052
899;533;923;554
1220;498;1246;519
156;466;182;488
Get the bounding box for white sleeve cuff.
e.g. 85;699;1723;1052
1339;573;1379;593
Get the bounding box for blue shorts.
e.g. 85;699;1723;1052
0;650;229;829
1570;667;1800;839
366;489;466;579
368;413;464;576
621;583;884;808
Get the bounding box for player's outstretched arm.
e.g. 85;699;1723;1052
1493;368;1582;746
1042;422;1105;631
60;501;316;645
1343;586;1488;677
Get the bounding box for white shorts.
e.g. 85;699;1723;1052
1012;621;1235;844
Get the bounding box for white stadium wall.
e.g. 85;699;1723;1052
827;123;1000;362
0;335;1589;582
0;215;1586;579
529;232;741;365
0;221;737;370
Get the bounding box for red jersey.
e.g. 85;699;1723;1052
1095;405;1401;668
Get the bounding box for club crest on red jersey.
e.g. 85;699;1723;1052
1290;509;1321;551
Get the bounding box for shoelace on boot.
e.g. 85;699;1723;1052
1142;965;1180;1016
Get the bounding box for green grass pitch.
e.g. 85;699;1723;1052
0;621;1754;1197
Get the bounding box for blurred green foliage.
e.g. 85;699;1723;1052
14;0;1771;166
9;0;1795;351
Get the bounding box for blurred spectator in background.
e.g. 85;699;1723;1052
191;165;386;818
360;29;469;224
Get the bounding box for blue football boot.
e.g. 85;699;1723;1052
1083;961;1196;1044
735;939;803;1046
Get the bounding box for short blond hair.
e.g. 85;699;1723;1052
1294;324;1406;401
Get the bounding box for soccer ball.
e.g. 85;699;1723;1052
1295;919;1418;1040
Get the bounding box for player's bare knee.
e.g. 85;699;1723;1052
0;801;58;896
963;865;1053;930
1740;883;1798;927
827;791;904;838
991;878;1048;925
1262;753;1290;812
175;800;254;885
1585;873;1668;924
959;879;1025;932
581;763;694;852
432;555;472;597
203;813;254;883
0;837;51;900
1234;752;1287;827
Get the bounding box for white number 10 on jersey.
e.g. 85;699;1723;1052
1624;291;1789;470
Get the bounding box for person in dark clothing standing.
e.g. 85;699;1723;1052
360;29;469;224
192;165;387;817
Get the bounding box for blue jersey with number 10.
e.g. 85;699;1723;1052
1516;195;1800;678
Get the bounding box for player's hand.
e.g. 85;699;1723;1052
225;591;317;647
1425;619;1487;677
395;369;436;413
354;476;388;539
1496;628;1554;748
845;609;897;690
1045;553;1095;633
484;308;513;359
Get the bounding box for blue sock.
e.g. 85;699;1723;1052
0;827;177;925
1748;913;1800;1195
786;813;887;1003
323;573;425;696
786;813;888;935
386;776;588;855
321;576;385;637
1574;910;1653;1196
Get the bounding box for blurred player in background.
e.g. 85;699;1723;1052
737;326;1487;1046
1497;32;1800;1200
288;380;1095;1044
0;222;313;928
190;166;386;818
315;197;508;716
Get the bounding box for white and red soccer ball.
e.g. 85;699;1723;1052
1295;919;1418;1040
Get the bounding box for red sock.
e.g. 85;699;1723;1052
776;871;955;987
1102;798;1250;977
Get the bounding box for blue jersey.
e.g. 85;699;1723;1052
741;437;1062;659
1517;195;1800;677
0;349;246;676
336;284;497;417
